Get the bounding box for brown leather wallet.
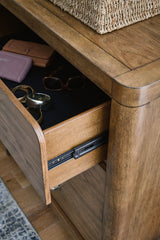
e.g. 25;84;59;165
2;39;55;67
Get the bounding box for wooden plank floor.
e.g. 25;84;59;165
0;141;74;240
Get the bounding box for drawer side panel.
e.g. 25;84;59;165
44;102;110;160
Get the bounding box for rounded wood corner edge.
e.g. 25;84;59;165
111;78;160;107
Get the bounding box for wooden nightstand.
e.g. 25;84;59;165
0;1;159;239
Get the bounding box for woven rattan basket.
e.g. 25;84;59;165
48;0;160;34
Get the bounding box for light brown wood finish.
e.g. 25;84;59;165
0;6;111;203
51;197;84;240
45;102;109;188
49;145;107;189
113;59;160;107
0;80;51;204
115;59;160;88
0;0;128;96
0;141;76;240
52;164;106;240
34;0;160;107
44;102;110;160
0;78;109;203
37;0;160;70
0;2;160;240
103;99;160;240
0;0;160;107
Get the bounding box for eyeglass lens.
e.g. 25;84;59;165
44;75;85;91
44;77;63;91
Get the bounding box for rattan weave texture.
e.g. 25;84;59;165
48;0;160;34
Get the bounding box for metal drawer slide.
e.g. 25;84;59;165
48;132;108;170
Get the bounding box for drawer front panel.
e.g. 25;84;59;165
0;80;51;204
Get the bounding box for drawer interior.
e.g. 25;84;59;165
0;26;110;201
3;63;109;131
0;30;109;130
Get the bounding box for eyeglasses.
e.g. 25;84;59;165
42;63;86;92
43;75;86;91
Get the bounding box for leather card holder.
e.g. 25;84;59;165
2;39;55;68
0;51;32;83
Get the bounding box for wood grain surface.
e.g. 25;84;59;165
44;102;110;160
52;164;106;240
0;141;76;240
0;80;51;204
49;145;107;189
0;0;159;107
115;59;160;88
0;0;128;96
44;102;109;188
113;59;160;107
0;2;160;240
51;197;84;240
37;0;160;70
103;99;160;240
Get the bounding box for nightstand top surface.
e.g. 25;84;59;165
0;0;160;106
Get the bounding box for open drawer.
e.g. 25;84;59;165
0;9;110;204
0;77;110;204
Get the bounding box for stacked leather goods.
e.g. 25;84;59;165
2;39;55;67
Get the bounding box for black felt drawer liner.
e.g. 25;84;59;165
0;29;109;130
